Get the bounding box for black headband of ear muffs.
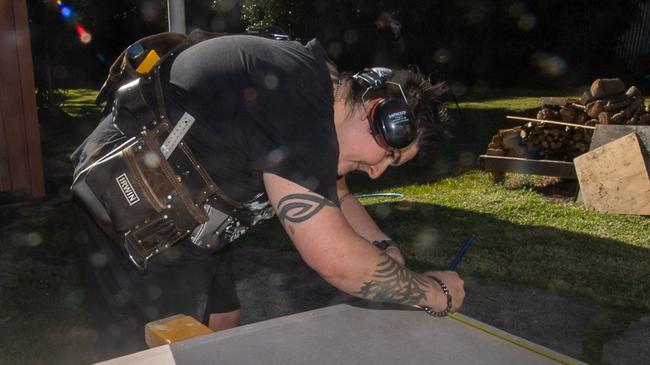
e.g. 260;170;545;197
353;68;417;150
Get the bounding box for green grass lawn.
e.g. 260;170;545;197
38;89;102;159
373;172;649;310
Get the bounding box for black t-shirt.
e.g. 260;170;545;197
161;35;339;204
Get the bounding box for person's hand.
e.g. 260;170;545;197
422;270;465;312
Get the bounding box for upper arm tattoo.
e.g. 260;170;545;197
277;193;337;224
355;253;431;305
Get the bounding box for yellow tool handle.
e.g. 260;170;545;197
136;49;161;74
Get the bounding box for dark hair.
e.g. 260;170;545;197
341;68;454;160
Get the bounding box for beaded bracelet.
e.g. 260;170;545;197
417;276;452;317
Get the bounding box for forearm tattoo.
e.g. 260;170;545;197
356;253;431;305
277;193;337;224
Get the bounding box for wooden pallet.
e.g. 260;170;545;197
479;155;577;180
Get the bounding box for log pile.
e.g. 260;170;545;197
486;78;650;161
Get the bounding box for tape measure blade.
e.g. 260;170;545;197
161;112;195;159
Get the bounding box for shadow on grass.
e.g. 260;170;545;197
240;200;648;364
371;202;649;309
242;200;650;312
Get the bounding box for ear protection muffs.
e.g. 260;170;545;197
353;67;417;150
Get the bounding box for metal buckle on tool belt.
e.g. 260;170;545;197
190;202;242;252
190;194;275;252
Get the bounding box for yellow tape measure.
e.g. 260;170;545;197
448;312;585;365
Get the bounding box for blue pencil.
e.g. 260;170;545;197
448;234;477;270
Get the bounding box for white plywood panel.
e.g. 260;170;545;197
575;132;650;215
101;304;585;365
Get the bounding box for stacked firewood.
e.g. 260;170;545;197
486;78;650;161
486;120;594;161
543;78;650;126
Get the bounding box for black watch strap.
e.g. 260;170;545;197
372;239;396;250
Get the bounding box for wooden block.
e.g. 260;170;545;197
580;90;594;105
589;125;650;153
145;314;213;348
590;78;626;99
479;155;577;178
539;97;578;107
574;133;650;215
486;148;505;156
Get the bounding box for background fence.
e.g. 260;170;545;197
0;0;44;199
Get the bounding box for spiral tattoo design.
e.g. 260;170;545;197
356;253;431;305
277;193;337;224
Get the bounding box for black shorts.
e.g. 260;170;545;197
73;204;239;359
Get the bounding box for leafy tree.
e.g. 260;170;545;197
240;0;644;87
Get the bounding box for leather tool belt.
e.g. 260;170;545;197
72;118;224;270
73;76;271;271
73;32;276;270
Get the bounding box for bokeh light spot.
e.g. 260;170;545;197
413;228;440;256
518;14;537;32
509;2;525;17
434;48;451;64
531;52;567;78
267;147;289;167
458;151;477;167
343;29;359;45
264;73;279;90
145;306;159;319
373;204;393;219
147;285;162;300
269;273;288;287
327;42;343;59
80;32;92;44
90;252;108;267
244;87;258;102
140;1;161;23
451;82;468;97
473;79;489;94
210;17;226;32
143;151;161;168
213;0;237;12
24;232;42;247
64;290;84;308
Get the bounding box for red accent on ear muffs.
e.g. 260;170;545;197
367;98;391;150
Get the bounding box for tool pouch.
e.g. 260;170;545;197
72;121;219;270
